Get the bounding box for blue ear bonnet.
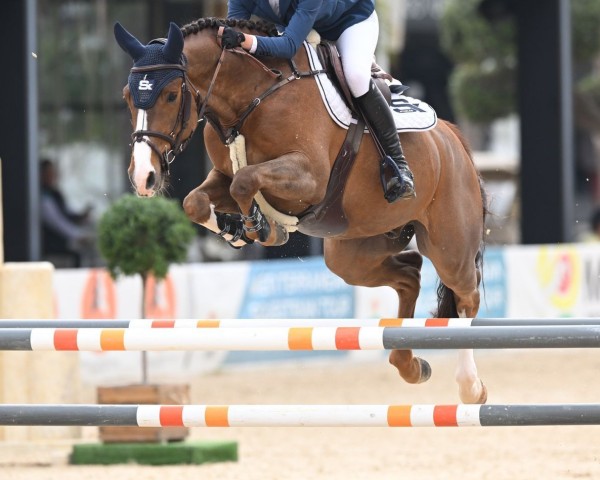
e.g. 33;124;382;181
128;43;185;109
114;22;186;109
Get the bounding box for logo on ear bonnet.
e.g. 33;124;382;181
138;75;153;91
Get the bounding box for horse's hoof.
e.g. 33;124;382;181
271;222;289;246
460;380;488;404
389;352;431;384
260;220;289;246
476;380;488;404
415;357;432;384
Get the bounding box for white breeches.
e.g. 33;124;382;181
336;10;379;97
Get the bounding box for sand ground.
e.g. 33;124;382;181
2;348;600;480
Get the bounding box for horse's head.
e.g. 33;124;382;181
115;22;200;196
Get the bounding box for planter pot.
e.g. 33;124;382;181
97;384;190;443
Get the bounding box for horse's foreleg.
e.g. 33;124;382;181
183;168;252;248
229;152;325;246
456;348;487;404
416;225;486;404
453;293;487;404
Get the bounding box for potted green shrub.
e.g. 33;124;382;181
96;194;195;443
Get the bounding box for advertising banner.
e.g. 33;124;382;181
238;257;354;319
506;243;600;317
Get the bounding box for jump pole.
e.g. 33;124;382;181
2;318;600;329
0;404;599;427
1;325;600;351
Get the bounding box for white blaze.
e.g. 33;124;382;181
132;109;155;195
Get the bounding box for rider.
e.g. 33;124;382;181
222;0;416;203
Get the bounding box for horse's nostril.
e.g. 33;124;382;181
146;171;156;190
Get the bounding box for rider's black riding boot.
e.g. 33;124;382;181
355;80;416;202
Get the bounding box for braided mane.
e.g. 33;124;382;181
181;17;279;38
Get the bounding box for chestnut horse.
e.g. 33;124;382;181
115;18;488;404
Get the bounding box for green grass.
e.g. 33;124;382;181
70;440;238;465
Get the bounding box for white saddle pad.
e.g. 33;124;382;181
303;42;437;132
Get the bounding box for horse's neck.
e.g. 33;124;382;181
185;36;280;126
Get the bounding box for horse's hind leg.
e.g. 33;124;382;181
324;236;431;385
416;227;487;404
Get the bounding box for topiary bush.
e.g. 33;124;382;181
440;0;600;124
98;194;195;284
440;0;516;66
450;63;516;123
574;74;600;133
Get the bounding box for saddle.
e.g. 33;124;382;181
297;41;408;238
314;41;401;111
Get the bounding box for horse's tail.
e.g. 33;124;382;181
434;123;488;318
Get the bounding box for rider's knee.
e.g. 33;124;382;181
344;67;370;97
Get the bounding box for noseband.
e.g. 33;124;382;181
129;60;202;175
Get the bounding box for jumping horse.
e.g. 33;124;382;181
114;18;488;404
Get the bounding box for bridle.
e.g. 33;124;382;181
129;47;204;175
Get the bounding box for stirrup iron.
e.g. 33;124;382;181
379;155;416;203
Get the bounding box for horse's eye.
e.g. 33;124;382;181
166;92;177;103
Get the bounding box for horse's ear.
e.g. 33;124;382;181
163;22;184;63
114;22;146;61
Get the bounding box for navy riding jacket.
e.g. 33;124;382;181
227;0;375;58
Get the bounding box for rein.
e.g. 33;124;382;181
209;26;327;145
198;48;227;121
219;55;326;144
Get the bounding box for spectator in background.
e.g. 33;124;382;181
40;158;94;267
